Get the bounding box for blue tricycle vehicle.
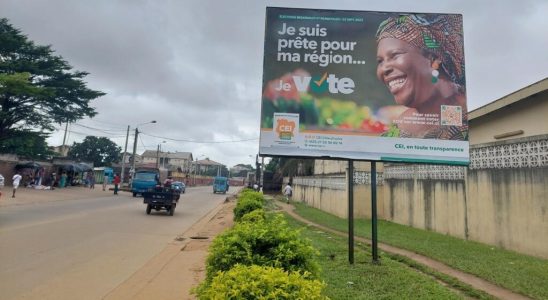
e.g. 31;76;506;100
132;168;160;197
213;176;229;194
142;185;180;216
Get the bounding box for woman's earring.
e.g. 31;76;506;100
431;60;440;83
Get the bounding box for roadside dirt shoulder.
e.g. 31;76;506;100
0;184;116;207
104;196;236;300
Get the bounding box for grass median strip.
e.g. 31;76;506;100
282;214;480;299
291;200;548;300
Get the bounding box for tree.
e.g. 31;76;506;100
0;130;54;159
205;165;229;177
68;136;121;167
266;157;315;183
0;18;104;146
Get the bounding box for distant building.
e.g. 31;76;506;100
193;158;225;175
51;145;71;157
119;151;134;164
468;77;548;145
140;150;193;173
230;164;254;177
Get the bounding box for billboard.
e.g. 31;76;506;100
260;7;469;165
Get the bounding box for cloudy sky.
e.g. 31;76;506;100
2;0;547;167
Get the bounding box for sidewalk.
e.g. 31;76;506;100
0;184;119;207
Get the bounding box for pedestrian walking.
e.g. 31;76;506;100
113;174;120;195
50;173;56;190
12;172;23;198
89;173;95;189
102;173;108;191
0;173;4;199
283;183;292;204
59;172;67;188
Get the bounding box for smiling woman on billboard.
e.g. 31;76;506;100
376;14;468;140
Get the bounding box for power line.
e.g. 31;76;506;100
72;123;127;134
140;132;259;144
81;118;128;128
53;124;126;138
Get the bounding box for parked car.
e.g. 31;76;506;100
171;181;186;194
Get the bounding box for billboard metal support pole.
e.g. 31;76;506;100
348;160;354;264
371;161;379;263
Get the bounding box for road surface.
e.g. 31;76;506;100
0;186;234;300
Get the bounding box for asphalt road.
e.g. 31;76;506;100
0;186;235;300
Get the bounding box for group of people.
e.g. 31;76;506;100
100;172;121;194
0;171;122;199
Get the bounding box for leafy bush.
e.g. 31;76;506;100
239;208;266;223
238;189;264;203
195;264;327;300
205;214;320;281
233;194;264;222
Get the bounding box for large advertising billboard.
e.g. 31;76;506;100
260;7;469;165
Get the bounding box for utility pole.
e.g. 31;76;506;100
156;144;160;169
120;125;130;185
129;120;156;188
193;160;196;186
62;122;69;156
62;122;69;147
131;128;139;188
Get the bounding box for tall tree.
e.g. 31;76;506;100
68;136;121;167
0;18;104;146
0;130;54;159
266;157;315;182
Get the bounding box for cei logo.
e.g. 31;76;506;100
275;118;296;140
274;73;355;94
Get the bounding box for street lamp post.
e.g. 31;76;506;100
193;155;205;186
129;120;157;188
156;141;166;169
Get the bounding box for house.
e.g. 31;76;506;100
468;78;548;144
230;164;254;177
140;150;193;173
193;158;225;175
50;145;70;157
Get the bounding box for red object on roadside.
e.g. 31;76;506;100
113;175;121;185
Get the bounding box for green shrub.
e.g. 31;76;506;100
195;264;328;300
239;187;257;194
205;214;320;281
239;208;266;223
238;189;264;202
233;197;264;222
